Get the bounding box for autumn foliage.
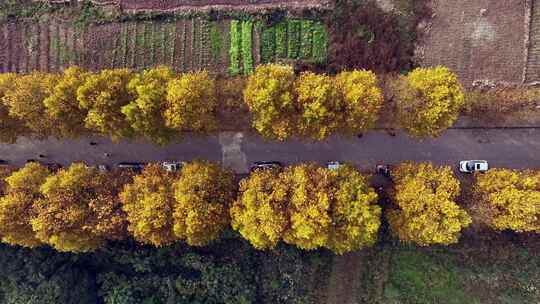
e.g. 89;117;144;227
0;163;49;248
388;162;471;245
243;64;296;140
392;66;465;137
32;163;127;252
231;163;380;254
173;160;235;246
474;169;540;233
120;161;234;247
0;65;467;143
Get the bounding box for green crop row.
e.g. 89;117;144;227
300;20;313;59
287;20;301;59
312;22;327;64
261;26;276;64
241;20;253;75
229;20;241;75
275;21;287;58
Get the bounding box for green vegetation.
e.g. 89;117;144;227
312;21;327;63
275;21;288;58
300;20;313;59
241;20;254;75
385;247;471;304
209;21;223;60
261;26;276;63
229;20;241;75
0;240;332;304
287;20;301;59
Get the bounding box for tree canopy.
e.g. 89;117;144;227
122;66;177;145
393;66;465;137
173;160;235;246
120;164;178;247
232;163;380;254
164;71;217;133
77;68;135;140
0;163;49;248
387;162;471;245
243;64;297;140
474;169;540;233
43;66;90;138
32;163;126;252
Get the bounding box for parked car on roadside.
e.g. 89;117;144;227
326;161;343;170
250;161;283;172
376;164;391;177
459;160;489;173
162;161;185;172
26;159;63;171
117;162;146;171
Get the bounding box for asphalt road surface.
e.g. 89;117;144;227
1;129;540;173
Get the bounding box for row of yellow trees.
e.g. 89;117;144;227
0;67;217;145
0;64;464;144
0;161;537;254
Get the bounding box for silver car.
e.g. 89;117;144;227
162;161;185;172
459;160;489;173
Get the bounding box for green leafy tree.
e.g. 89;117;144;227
122;66;177;145
243;64;297;140
0;163;50;248
77;69;135;140
164;71;217;133
43;66;90;138
120;164;178;246
474;169;540;233
393;66;465;137
0;73;28;143
336;70;383;135
388;162;471;245
2;72;59;138
173;160;235;246
32;163;126;252
295;72;341;140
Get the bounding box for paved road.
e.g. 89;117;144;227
1;129;540;173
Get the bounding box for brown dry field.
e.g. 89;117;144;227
0;18;231;74
88;0;330;10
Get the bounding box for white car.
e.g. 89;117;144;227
162;161;185;172
326;161;343;170
459;160;489;173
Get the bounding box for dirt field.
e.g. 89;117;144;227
417;0;528;87
0;18;231;74
86;0;331;13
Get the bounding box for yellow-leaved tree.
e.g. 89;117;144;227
474;169;540;233
231;163;381;254
336;70;383;135
327;165;381;254
32;163;127;252
122;66;177;145
0;73;28;143
243;64;297;140
282;163;333;249
43;66;90;138
230;168;289;249
387;162;471;245
2;71;59;139
173;160;235;246
164;71;217;133
120;164;178;246
393;66;465;137
295;72;342;140
77;68;135;140
0;162;50;248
